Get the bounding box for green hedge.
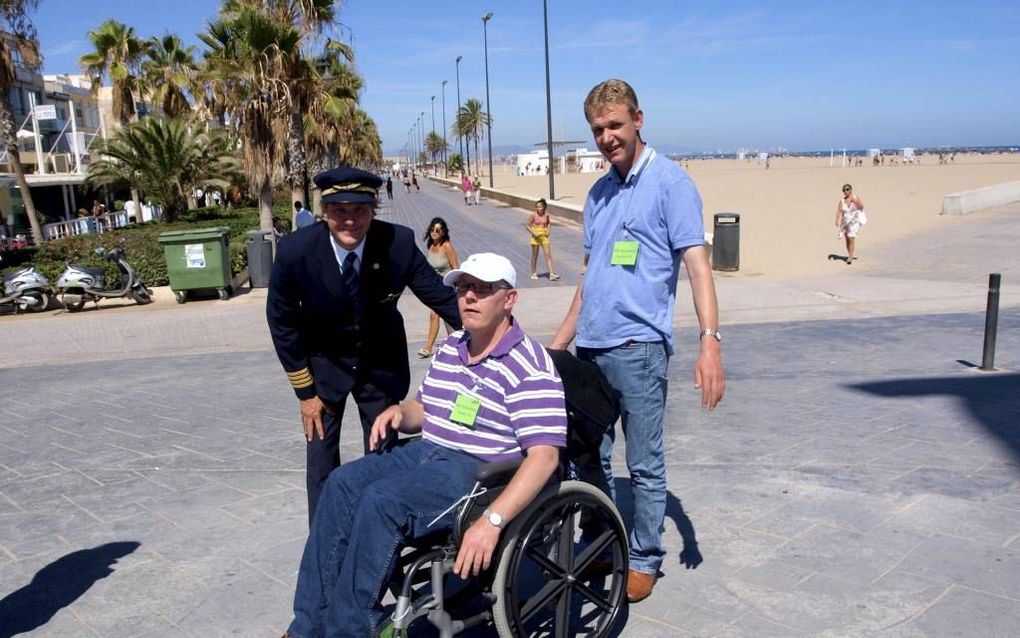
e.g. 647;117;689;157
2;205;291;288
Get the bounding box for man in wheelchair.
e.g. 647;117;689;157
282;253;569;637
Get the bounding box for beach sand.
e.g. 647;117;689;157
490;154;1020;281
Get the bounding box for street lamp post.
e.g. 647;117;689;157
430;96;436;173
542;0;556;199
481;12;495;188
420;111;426;170
441;80;449;171
455;55;464;169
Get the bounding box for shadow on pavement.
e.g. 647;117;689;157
851;373;1020;464
0;541;140;637
613;479;703;571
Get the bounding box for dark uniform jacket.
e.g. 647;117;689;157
267;220;461;403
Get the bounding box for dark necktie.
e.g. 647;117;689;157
342;252;363;316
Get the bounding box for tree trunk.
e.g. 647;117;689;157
0;103;44;244
259;178;276;257
475;137;482;177
131;188;142;224
464;134;470;176
287;105;306;211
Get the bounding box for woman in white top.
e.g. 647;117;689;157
835;183;866;265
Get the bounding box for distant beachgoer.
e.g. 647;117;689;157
403;174;411;193
385;176;394;199
835;183;866;265
525;198;559;281
418;217;460;358
460;174;472;205
411;172;420;192
472;175;482;205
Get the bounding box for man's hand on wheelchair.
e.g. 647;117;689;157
453;518;501;579
369;405;402;451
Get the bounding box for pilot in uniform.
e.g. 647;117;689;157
267;167;461;521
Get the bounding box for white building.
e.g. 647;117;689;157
516;150;549;175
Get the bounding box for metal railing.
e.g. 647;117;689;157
43;212;133;240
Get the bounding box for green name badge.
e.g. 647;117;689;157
610;241;639;266
451;394;482;427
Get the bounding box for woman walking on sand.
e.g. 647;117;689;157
525;198;560;280
418;217;460;358
835;183;866;264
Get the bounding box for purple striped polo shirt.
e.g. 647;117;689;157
415;319;567;462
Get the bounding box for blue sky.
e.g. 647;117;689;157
33;0;1020;154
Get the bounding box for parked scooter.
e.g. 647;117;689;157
0;255;51;313
55;246;153;312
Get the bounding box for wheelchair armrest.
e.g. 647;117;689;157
474;458;524;487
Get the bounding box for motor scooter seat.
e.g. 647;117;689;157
68;266;106;287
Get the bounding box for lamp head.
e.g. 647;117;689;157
482;12;493;22
456;55;462;63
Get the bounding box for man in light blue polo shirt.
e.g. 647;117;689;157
293;200;315;229
551;78;725;603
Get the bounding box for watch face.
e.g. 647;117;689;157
487;510;503;527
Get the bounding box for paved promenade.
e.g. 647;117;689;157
1;180;1018;636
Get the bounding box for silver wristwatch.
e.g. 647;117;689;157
700;328;722;343
483;508;504;528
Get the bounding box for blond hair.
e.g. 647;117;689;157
583;79;640;122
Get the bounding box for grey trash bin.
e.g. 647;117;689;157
712;213;740;272
246;230;274;288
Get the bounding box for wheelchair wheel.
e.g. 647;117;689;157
492;481;627;637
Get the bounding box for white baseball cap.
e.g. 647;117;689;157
442;252;517;288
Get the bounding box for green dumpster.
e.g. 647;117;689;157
158;227;232;303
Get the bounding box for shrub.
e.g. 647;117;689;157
114;199;126;212
3;205;290;287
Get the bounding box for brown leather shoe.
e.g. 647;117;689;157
626;569;657;603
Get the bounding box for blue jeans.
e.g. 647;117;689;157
578;341;669;575
287;440;482;637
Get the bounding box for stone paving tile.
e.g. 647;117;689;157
908;585;1020;637
895;533;1020;600
774;522;930;586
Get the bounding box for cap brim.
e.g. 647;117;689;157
322;192;376;205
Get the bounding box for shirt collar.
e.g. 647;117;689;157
455;317;525;363
609;145;655;185
328;233;366;270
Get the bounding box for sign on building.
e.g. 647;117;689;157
33;104;57;121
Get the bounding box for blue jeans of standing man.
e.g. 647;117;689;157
578;340;669;575
287;440;482;637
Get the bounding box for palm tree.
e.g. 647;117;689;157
80;19;149;216
303;54;364;215
0;0;44;244
141;34;200;119
456;98;490;177
80;20;148;127
222;0;340;209
425;131;447;168
87;117;239;222
200;5;297;238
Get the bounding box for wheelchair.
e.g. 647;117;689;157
385;350;628;638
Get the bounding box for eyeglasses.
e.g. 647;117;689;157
453;281;510;295
842;187;852;192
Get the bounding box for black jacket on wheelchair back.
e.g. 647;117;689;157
546;348;619;458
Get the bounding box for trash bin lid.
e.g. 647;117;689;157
245;229;272;240
714;213;740;223
158;227;231;243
